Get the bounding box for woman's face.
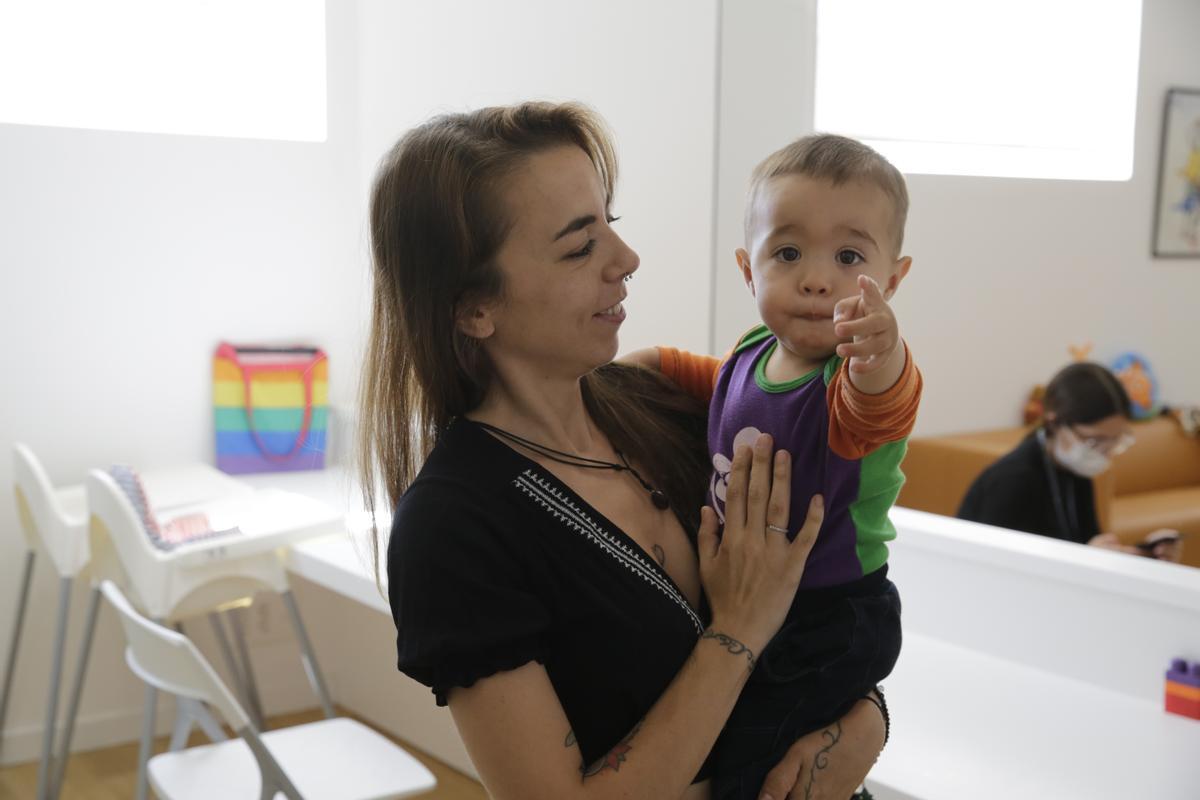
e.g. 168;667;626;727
1052;413;1135;456
475;145;639;378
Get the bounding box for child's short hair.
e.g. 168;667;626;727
745;134;909;254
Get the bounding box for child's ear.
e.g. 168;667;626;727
736;248;755;296
883;256;912;301
455;299;497;340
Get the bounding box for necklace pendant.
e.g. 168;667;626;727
650;490;670;511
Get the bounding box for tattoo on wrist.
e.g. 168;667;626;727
803;720;842;800
581;719;642;778
702;629;757;672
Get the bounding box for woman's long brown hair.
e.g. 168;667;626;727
359;102;709;581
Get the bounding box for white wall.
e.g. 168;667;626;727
356;0;719;355
0;2;365;763
714;0;1200;436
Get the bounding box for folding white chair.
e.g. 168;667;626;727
100;580;436;800
4;444;89;800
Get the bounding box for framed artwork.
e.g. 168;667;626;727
1153;88;1200;258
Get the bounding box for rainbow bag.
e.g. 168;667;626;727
213;343;328;474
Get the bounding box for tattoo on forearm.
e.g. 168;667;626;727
581;719;643;778
803;721;843;800
652;544;666;567
702;629;757;671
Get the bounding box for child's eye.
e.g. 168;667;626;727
775;246;801;262
836;249;864;266
568;239;597;259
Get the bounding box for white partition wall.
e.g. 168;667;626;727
871;509;1200;799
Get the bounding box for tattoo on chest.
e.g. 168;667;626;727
803;720;843;800
652;544;666;567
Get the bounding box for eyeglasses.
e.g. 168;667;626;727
1070;426;1136;457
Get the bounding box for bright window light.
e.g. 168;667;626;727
814;0;1142;181
0;0;326;142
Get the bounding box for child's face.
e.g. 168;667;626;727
737;174;911;363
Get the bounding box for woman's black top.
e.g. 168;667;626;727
387;418;714;780
956;431;1099;544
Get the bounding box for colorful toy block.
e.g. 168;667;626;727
1165;658;1200;721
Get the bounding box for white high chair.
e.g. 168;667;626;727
51;468;343;800
4;444;90;800
100;579;436;800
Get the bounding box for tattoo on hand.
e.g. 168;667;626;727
702;629;757;672
803;721;842;800
652;544;666;567
581;719;642;778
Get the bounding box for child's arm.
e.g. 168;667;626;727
833;274;907;396
827;341;922;461
619;347;723;404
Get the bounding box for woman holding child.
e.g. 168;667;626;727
358;102;889;799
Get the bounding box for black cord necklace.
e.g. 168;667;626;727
474;420;670;510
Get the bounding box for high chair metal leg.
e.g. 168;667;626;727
209;612;264;729
228;607;266;726
135;683;157;800
48;586;100;799
0;549;35;764
281;590;334;719
35;577;72;800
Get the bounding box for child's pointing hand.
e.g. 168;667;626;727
832;274;900;375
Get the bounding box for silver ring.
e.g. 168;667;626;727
766;524;788;534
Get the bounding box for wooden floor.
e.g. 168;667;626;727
0;707;487;800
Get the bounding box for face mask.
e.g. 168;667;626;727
1052;434;1111;478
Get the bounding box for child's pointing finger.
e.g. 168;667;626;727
857;274;887;308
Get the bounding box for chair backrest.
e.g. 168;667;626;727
99;580;249;728
13;442;65;551
100;580;303;798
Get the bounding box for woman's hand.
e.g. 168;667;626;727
697;432;824;657
758;693;887;800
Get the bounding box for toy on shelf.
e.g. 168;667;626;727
1165;658;1200;720
1111;352;1162;421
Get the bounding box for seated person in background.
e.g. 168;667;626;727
958;362;1182;562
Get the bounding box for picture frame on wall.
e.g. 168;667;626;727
1153;88;1200;258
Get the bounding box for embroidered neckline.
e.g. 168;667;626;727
514;469;704;635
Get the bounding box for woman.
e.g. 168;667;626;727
358;102;887;800
958;362;1181;561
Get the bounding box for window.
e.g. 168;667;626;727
814;0;1142;180
0;0;326;142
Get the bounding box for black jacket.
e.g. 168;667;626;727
957;431;1099;545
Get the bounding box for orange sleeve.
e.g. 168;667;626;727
827;342;923;460
657;346;723;404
